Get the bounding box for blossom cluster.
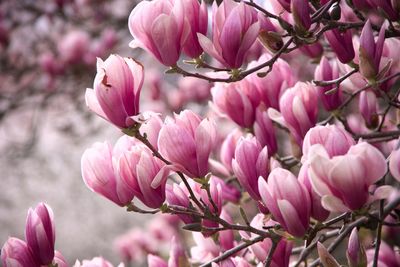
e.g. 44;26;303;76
3;0;400;266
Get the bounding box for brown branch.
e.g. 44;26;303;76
199;235;266;267
309;194;400;267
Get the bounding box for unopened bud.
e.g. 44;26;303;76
317;242;340;267
329;3;341;20
347;228;367;267
259;31;284;52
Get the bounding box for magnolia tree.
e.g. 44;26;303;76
3;0;400;266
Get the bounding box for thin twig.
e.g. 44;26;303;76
264;237;280;267
199;235;266;267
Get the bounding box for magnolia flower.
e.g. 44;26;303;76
197;0;260;68
308;142;390;212
259;168;311;237
85;55;144;129
158;110;216;178
25;203;55;265
128;0;186;66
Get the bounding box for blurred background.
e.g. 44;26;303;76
0;0;151;265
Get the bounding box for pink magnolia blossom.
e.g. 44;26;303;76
212;80;260;128
240;214;292;265
180;0;208;58
158;110;216;178
299;42;324;58
128;0;187;66
190;232;220;263
219;209;235;251
81;141;134;206
232;136;269;201
359;89;379;128
25;203;55;265
254;107;278;155
302;124;355;162
359;20;385;80
347;228;367;267
166;182;193;224
366;241;400;267
314;57;343;111
324;29;355;64
168;236;189;267
85;55;144;129
291;0;311;33
1;238;39;267
220;129;243;173
258;168;311;237
197;0;260;68
369;0;399;21
308;142;389;212
118;145;168;209
139;115;163;150
247;55;295;110
269;82;318;146
298;164;330;221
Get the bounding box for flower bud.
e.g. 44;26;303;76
359;89;379;129
232;136;269;201
247;54;295;110
118;145;168;209
258;13;282;52
291;0;311;33
258;168;311;237
254;107;278;155
25;203;55;265
220;130;242;173
158;110;216;178
317;242;340;267
212;80;260;128
240;214;293;264
299;42;324;58
181;0;208;58
314;57;343;111
277;82;318;146
366;241;400;267
166;183;194;224
168;236;189;267
1;238;39;267
324;29;355;64
359;20;385;80
370;0;399;21
197;0;260;68
128;0;186;66
85;55;144;129
81;142;134;206
329;3;341;20
347;228;367;267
